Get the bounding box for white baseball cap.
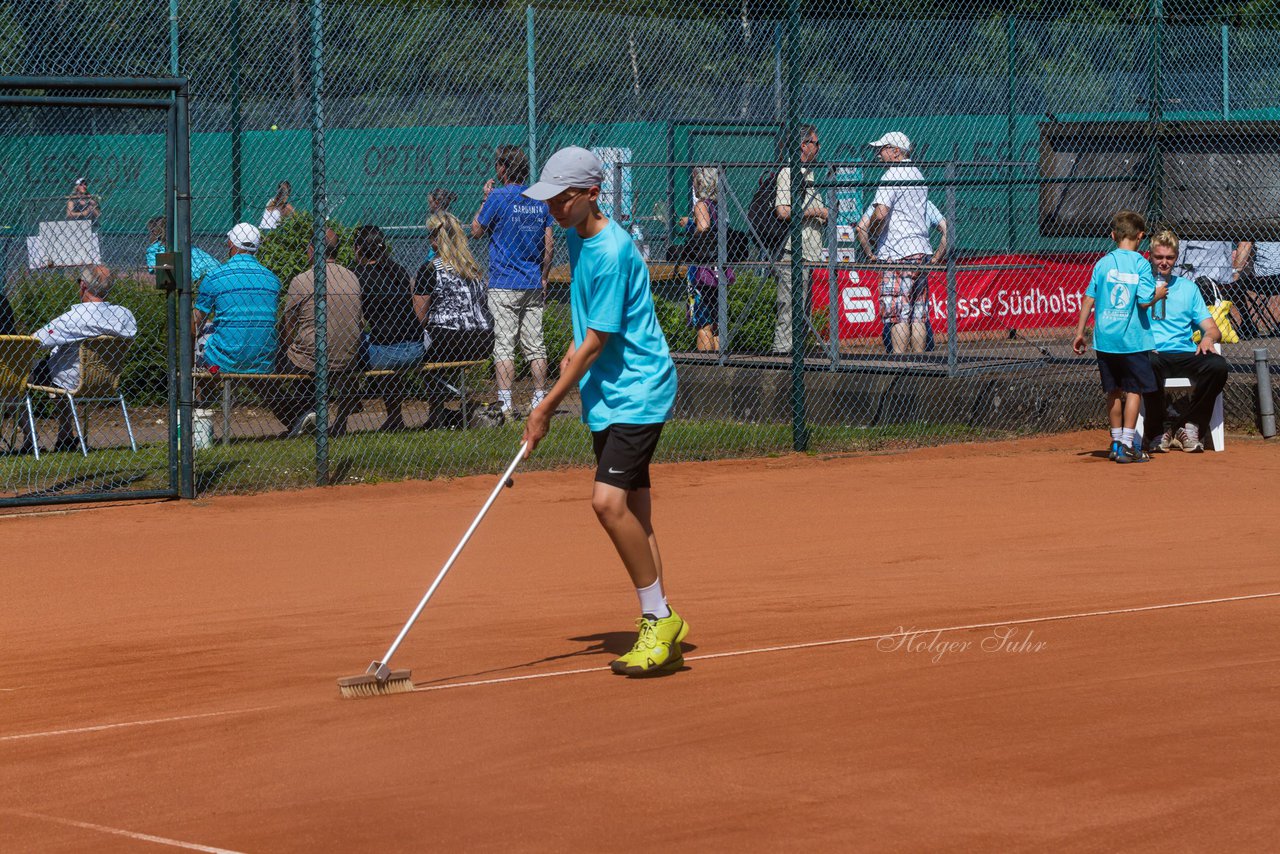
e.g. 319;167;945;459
522;146;606;201
227;222;261;253
868;132;912;153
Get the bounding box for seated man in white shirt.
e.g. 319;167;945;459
30;265;138;452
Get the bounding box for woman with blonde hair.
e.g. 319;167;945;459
413;212;494;426
682;166;734;351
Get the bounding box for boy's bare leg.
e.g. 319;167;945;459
1122;391;1142;429
909;320;928;353
591;481;658;589
625;487;664;586
1107;390;1124;428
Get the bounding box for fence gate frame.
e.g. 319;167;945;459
0;76;194;506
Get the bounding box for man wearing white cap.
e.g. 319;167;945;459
519;146;687;679
863;132;934;354
192;222;282;373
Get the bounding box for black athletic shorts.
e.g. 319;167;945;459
1096;351;1157;394
591;423;664;490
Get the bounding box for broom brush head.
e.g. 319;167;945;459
337;668;413;699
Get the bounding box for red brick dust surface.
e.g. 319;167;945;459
2;431;1278;852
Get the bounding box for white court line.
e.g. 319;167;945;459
0;686;32;693
0;707;276;743
5;810;246;854
414;591;1280;693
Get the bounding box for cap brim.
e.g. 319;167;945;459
522;181;568;201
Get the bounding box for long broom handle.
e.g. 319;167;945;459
377;441;528;668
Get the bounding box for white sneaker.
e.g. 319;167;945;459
529;390;547;411
1179;423;1204;453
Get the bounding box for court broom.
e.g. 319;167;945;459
338;442;527;699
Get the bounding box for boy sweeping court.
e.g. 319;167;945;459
520;147;687;677
1072;209;1168;463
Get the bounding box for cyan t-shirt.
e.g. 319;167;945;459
146;241;221;282
1085;249;1156;354
1150;274;1211;354
568;219;677;430
478;184;554;290
194;253;282;373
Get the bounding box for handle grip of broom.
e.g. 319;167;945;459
375;441;528;671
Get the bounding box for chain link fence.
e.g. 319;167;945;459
3;1;1278;500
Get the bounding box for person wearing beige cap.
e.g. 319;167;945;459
861;131;935;354
191;222;281;374
771;124;828;354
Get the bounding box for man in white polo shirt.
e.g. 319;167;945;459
30;264;137;452
860;131;933;354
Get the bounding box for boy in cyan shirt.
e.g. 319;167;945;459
1072;210;1167;463
521;147;686;677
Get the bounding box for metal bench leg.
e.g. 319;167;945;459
1210;392;1226;452
458;368;469;429
222;379;232;446
67;395;87;456
119;393;137;452
23;395;38;460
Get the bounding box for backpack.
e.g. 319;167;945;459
747;168;789;257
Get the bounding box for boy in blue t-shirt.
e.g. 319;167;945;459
521;147;685;677
1072;210;1167;463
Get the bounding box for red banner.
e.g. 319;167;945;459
810;253;1095;340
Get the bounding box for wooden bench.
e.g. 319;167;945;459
193;359;487;445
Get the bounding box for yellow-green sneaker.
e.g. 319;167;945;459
610;610;689;677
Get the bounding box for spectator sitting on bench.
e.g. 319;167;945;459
272;226;365;437
30;265;137;453
415;212;494;428
353;224;423;432
192;223;281;374
1144;228;1228;454
146;215;221;284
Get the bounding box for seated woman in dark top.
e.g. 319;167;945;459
414;212;494;427
352;225;423;431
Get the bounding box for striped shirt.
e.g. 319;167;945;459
194;253;282;373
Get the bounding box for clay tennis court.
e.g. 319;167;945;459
3;430;1277;851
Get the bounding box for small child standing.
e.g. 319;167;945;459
1072;210;1168;463
520;147;686;676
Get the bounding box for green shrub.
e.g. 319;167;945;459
257;212;357;286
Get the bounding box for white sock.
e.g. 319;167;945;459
530;389;546;408
1121;428;1135;446
498;390;513;409
636;578;670;619
1110;428;1123;443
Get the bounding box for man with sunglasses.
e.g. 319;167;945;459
772;125;828;354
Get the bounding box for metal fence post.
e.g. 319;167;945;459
612;161;623;222
1006;13;1017;253
945;160;959;378
716;162;729;363
310;0;329;486
1221;21;1230;120
526;4;538;175
1146;0;1164;225
230;0;244;225
166;98;179;496
175;83;195;499
825;163;838;369
784;0;807;452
